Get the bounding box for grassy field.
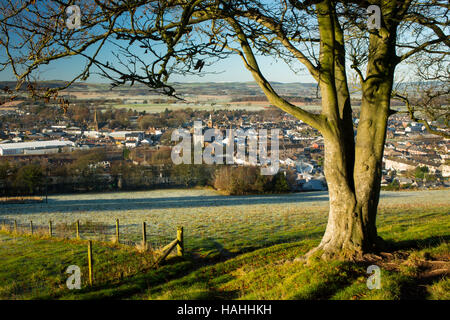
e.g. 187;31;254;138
0;189;448;253
0;189;448;300
111;103;325;113
112;103;269;113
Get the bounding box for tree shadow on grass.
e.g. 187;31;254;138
385;235;450;251
289;262;364;300
73;255;242;300
42;243;253;300
397;275;442;300
40;257;201;300
36;234;448;300
380;235;449;300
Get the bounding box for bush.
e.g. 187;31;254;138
171;164;214;187
213;166;290;195
273;172;290;193
382;179;400;191
414;166;429;180
14;164;43;194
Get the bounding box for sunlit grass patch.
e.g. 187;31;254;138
0;189;448;300
0;234;158;299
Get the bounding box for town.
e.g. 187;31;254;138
0;83;449;197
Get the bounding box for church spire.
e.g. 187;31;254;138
207;113;213;128
94;107;99;131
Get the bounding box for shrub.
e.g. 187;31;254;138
213;166;290;195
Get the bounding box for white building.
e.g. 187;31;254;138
125;140;139;148
439;164;450;177
108;131;144;141
0;140;75;156
384;158;416;172
296;161;314;175
83;131;102;139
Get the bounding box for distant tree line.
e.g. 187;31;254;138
0;161;44;196
0;149;294;197
231;96;317;103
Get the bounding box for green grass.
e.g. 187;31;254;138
1;189;448;255
0;195;448;300
0;234;160;299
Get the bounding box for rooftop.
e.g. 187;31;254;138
0;140;75;150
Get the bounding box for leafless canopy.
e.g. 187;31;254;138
0;0;448;135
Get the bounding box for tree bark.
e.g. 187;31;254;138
308;109;388;260
306;3;398;260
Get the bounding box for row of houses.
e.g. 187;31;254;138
384;157;450;177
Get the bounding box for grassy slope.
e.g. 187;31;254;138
0;204;448;300
3;190;447;254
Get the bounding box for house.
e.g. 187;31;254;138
125;140;139;148
439;164;450;177
384;158;416;172
302;179;327;191
405;124;424;133
398;177;414;186
108;131;144;141
296;161;314;175
83;131;102;139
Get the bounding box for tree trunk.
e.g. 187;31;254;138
303;1;399;261
307;79;394;261
306;130;379;260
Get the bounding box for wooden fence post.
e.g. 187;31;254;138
76;220;80;240
87;240;93;286
115;219;119;244
14;220;17;234
142;222;147;245
177;226;184;257
48;221;52;237
30;221;33;235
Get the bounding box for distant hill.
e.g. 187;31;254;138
0;80;433;98
0;80;319;97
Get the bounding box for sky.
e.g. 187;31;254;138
0;2;408;86
0;50;316;84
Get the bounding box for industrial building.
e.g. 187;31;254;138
0;140;75;156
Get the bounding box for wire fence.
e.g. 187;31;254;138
0;217;174;250
0;217;185;298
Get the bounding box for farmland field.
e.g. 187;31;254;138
111;103;325;113
112;103;269;113
1;189;449;255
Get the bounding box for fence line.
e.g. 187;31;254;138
0;217;184;256
0;217;184;289
87;240;94;286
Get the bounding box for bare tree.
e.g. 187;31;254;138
0;0;448;260
393;51;449;138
